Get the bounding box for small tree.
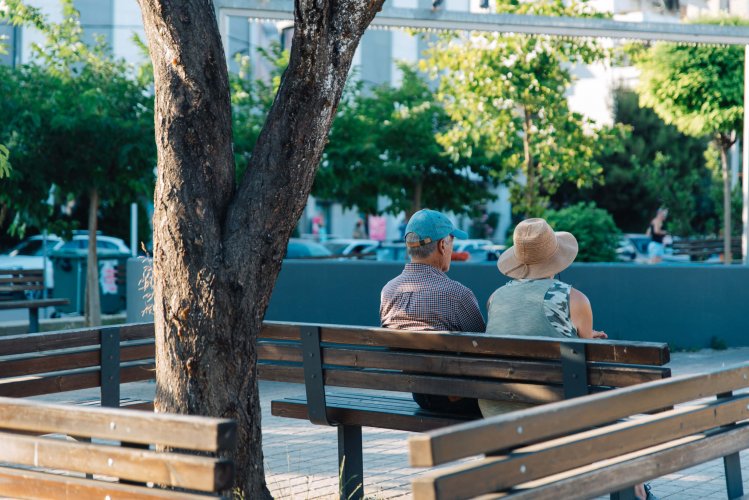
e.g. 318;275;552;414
315;64;497;219
423;0;623;217
1;0;155;323
636;17;746;263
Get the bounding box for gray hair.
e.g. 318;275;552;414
406;232;440;259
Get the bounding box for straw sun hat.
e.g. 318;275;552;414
498;218;578;279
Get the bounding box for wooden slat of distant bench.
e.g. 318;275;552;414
0;340;154;378
0;466;219;500
409;363;749;467
0;275;44;284
259;323;670;365
0;361;155;398
485;424;749;500
260;364;565;404
0;431;233;492
272;393;473;432
414;396;749;499
0;323;153;355
0;396;235;452
258;343;670;387
0;298;68;310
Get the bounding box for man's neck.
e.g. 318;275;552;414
410;258;442;270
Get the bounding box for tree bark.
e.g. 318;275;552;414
136;0;384;497
719;139;732;264
84;187;101;327
409;178;424;218
522;107;535;218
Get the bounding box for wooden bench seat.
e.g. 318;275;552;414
672;237;741;261
0;395;236;499
408;362;749;500
258;321;671;499
0;268;70;332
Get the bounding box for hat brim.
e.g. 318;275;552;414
497;231;578;279
450;229;469;239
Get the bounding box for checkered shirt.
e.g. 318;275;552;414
380;263;486;332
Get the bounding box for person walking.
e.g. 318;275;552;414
646;208;668;264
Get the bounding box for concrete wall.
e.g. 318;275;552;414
128;259;749;349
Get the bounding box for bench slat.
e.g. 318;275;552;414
0;340;154;378
0;323;153;356
258;343;670;387
0;298;68;310
0;431;233;492
260;322;670;365
0;396;235;452
409;363;749;467
260;364;565;404
0;361;155;397
412;395;749;499
0;276;43;285
487;423;749;500
0;465;220;499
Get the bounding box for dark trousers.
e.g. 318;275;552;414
412;393;482;416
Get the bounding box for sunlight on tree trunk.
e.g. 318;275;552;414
719;143;732;264
85;187;101;326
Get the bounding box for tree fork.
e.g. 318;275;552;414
137;0;384;497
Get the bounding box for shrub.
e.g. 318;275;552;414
545;202;621;262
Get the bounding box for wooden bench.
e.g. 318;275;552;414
408;362;749;500
672;238;741;261
0;395;236;498
0;268;69;332
257;322;671;500
0;323;155;409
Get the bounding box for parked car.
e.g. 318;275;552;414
285;238;334;259
452;239;495;262
0;233;130;292
322;238;380;259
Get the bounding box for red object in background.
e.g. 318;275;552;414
451;251;469;261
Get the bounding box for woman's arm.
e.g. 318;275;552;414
570;288;607;339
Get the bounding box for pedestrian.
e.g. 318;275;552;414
646;207;668;264
380;209;485;415
352;219;366;239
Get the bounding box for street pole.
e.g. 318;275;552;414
743;45;749;265
130;202;138;257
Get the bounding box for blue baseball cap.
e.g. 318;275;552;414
405;209;468;247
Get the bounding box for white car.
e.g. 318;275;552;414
323;239;380;259
0;233;130;293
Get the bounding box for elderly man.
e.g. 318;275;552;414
380;209;485;414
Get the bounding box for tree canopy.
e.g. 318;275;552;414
423;0;623;217
315;64;497;218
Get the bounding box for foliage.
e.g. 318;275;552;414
552;88;714;236
230;44;289;181
0;0;155;237
314;64;497;217
422;0;623;217
0;145;10;179
635;17;746;259
545;202;621;262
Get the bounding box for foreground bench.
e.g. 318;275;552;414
0;268;69;332
257;322;671;499
409;362;749;500
0;396;236;498
0;323;154;408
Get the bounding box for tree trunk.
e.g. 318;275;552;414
409;179;424;218
522;107;535;218
84;187;101;327
719;142;732;264
136;0;384;497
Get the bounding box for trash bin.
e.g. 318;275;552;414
51;249;131;315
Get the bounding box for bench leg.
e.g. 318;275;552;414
338;425;363;500
610;488;636;500
724;452;744;498
28;307;39;334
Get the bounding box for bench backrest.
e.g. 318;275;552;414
0;396;236;499
257;322;670;412
672;238;741;257
409;362;749;500
0;323;154;405
0;268;45;297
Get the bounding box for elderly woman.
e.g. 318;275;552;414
480;218;656;500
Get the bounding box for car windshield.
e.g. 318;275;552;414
323;243;350;254
8;239;51;257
